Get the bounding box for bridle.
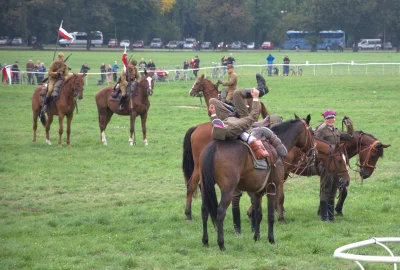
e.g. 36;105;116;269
355;134;381;169
191;77;219;98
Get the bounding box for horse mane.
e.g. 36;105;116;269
271;119;301;135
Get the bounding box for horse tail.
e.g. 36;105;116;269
260;101;269;119
182;126;197;187
201;141;218;227
40;113;46;126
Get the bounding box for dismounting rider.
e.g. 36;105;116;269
43;52;69;112
119;59;140;111
315;109;354;222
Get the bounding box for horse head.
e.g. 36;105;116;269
354;132;391;179
189;74;219;98
71;73;86;100
143;73;154;96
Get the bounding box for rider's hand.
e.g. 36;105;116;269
342;116;349;121
209;104;216;115
251;88;260;99
217;80;222;84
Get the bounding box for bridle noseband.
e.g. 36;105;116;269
191;77;219;98
356;134;381;169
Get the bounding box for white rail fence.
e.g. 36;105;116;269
334;237;400;270
4;62;400;86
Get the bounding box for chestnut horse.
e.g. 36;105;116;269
95;72;154;146
32;73;86;146
189;74;269;118
200;116;314;250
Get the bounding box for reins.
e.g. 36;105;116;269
193;77;219;104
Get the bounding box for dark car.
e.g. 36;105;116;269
384;42;393;50
176;41;185;49
150;38;164;49
132;40;144;48
201;42;212;50
108;39;119;47
165;40;178;49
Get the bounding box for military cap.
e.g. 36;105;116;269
227;64;234;69
130;59;137;66
322;109;336;119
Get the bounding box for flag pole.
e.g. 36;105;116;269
53;20;63;61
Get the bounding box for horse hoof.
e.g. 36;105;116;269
269;238;275;244
185;216;192;221
278;217;285;222
46;140;52;145
219;245;226;251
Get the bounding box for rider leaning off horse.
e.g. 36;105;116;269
315;109;354;222
119;59;140;111
43;52;69;112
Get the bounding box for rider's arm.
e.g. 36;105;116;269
222;73;237;86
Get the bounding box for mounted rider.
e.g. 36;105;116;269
119;59;140;111
315;109;354;222
218;64;237;104
43;52;69;112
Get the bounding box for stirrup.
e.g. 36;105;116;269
118;104;124;111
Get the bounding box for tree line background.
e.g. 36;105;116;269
1;0;399;51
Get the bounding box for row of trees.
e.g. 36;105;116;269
1;0;399;51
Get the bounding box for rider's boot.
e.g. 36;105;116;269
250;140;269;160
43;97;50;113
119;95;126;111
320;200;329;222
232;207;241;235
256;73;268;97
335;187;347;216
327;200;336;222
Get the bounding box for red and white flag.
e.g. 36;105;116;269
58;21;73;41
1;65;11;85
122;46;128;72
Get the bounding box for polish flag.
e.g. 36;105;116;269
122;46;128;72
58;22;73;41
1;65;11;85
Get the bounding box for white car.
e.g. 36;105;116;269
120;40;130;47
0;36;9;45
247;42;255;49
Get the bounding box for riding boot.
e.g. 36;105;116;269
232;208;241;235
43;97;50;112
250;140;269;160
119;95;126;111
327;199;336;222
243;89;252;99
335;187;347;216
320;200;329;222
256;73;268;97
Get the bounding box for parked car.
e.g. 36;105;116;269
120;39;130;47
247;42;255;49
261;41;274;49
183;38;196;49
132;40;144;48
384;41;393;50
11;37;24;45
0;36;9;45
358;39;381;50
108;39;119;47
176;41;185;49
165;40;178;49
230;41;247;49
201;42;212;50
217;42;228;50
150;38;164;48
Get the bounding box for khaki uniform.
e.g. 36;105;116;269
47;61;69;98
120;66;140;97
222;71;237;103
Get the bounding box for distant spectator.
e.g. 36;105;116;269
139;57;147;76
147;59;155;71
34;60;41;84
227;53;235;65
193;55;200;77
107;64;112;84
36;62;46;84
80;63;90;73
266;54;275;76
221;56;228;77
190;58;195;76
26;59;35;85
338;41;344;52
283;55;290;76
98;62;106;85
193;41;198;51
1;63;6;83
183;59;189;79
11;61;20;84
112;61;119;82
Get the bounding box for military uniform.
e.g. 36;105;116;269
119;60;141;111
315;116;354;221
222;70;237;103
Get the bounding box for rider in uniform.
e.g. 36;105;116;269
218;64;237;104
315;109;354;222
43;52;69;112
119;59;140;111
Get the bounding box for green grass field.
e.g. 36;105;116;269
0;50;399;269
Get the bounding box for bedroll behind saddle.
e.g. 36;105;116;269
39;79;64;101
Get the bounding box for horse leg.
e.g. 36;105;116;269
57;114;65;147
45;114;54;145
129;112;137;146
217;190;233;251
276;183;285;222
32;109;38;142
266;193;275;244
66;114;73;147
200;183;209;247
185;166;200;221
140;113;148;146
252;194;262;242
99;108;113;145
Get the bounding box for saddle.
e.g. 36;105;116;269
39;79;64;103
241;131;278;170
109;82;138;102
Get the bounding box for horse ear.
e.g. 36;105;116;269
306;114;311;124
382;144;391;148
200;74;204;79
144;69;147;76
294;113;300;120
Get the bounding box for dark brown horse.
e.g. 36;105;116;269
189;74;268;118
199;116;313;250
95;72;154;146
32;73;86;146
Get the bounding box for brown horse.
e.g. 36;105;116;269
95;72;154;146
32;73;86;146
189;74;268;118
199;116;314;250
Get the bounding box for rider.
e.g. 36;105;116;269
119;59;140;111
43;52;69;112
218;64;237;104
315;109;354;222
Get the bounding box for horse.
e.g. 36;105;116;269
189;74;269;118
199;116;314;250
32;73;86;146
95;72;154;146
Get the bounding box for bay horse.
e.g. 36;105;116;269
95;72;154;146
199;116;314;250
189;74;269;118
32;73;86;146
